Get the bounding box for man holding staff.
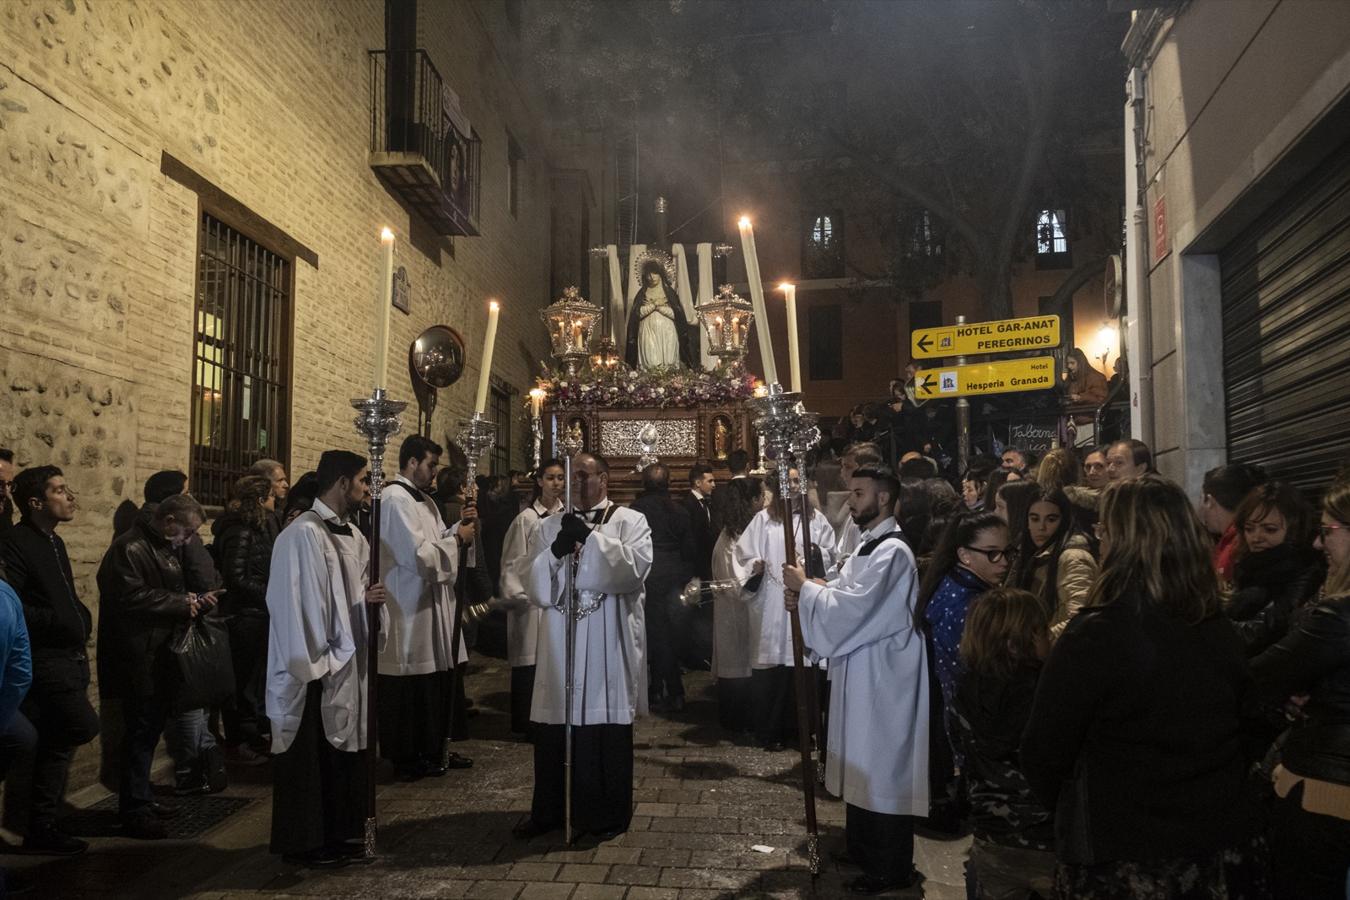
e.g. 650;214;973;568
266;450;387;868
784;466;929;894
513;452;653;841
377;435;476;780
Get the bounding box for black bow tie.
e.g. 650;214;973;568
581;508;605;523
323;520;354;537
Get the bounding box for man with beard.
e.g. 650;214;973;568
377;435;475;779
266;450;387;868
784;466;928;894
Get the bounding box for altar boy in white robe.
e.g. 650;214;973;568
498;459;564;737
378;435;475;779
513;452;653;841
733;468;835;750
784;466;929;895
266;450;388;868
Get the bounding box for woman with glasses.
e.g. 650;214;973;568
919;513;1013;729
1250;473;1350;899
1006;485;1098;640
1021;475;1267;898
916;512;1010;832
1225;481;1323;656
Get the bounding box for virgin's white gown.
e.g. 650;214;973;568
637;286;681;369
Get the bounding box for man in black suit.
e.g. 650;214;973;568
679;464;716;582
629;464;695;713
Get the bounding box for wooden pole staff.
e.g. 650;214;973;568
777;469;820;875
795;489;826;784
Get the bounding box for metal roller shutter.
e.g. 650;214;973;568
1220;138;1350;494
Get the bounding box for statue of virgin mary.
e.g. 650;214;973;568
625;258;693;370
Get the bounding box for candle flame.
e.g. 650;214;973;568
778;282;794;291
380;227;395;242
529;387;545;399
489;300;500;311
738;216;751;228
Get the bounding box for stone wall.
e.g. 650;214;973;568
0;0;561;787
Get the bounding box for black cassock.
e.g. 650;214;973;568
270;681;367;856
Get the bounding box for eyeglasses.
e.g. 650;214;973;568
1319;523;1348;539
963;546;1014;564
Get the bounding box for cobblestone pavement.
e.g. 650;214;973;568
7;662;969;899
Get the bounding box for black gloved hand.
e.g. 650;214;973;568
550;514;589;559
559;512;592;545
551;530;577;559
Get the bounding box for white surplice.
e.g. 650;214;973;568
797;516;929;816
499;499;559;667
710;529;754;679
265;499;387;753
377;475;464;676
529;500;653;724
734;507;836;668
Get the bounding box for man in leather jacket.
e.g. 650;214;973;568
0;465;100;855
96;493;219;839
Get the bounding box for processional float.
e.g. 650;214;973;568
539;286;605;846
539;208;825;870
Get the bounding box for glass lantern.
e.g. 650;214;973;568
540;286;601;378
589;334;622;372
696;284;755;373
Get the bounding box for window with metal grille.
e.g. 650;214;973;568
1035;208;1072;269
191;212;291;507
802;211;844;279
489;382;513;475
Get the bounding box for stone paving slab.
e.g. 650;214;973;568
9;661;968;898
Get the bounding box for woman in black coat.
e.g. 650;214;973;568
1020;475;1268;898
1250;473;1350;899
1225;481;1325;656
213;474;275;761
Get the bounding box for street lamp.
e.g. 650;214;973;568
1095;324;1119;371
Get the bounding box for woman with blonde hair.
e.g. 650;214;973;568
1251;472;1350;899
954;587;1055;899
1021;475;1266;897
1034;448;1081;494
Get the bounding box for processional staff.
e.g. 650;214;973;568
554;416;589;845
351;226;407;858
444;301;502;767
749;384;822;876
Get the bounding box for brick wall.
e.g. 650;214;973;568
0;0;563;785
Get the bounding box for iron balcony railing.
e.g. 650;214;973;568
369;48;481;236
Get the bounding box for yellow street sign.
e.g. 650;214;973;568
911;315;1060;358
913;356;1058;399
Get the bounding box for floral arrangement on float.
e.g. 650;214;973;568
534;364;759;410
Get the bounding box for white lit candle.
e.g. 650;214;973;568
474;300;500;414
738;216;778;386
374;227;395;390
780;282;801;393
529;387;544;419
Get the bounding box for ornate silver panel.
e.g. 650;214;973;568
599;419;698;457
